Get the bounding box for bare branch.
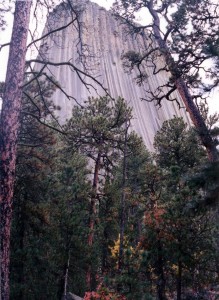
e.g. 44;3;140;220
0;42;10;52
27;18;77;49
26;58;110;97
21;110;66;135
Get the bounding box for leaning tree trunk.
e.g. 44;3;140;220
0;1;32;299
148;0;218;162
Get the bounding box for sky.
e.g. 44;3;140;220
0;0;218;115
0;1;114;82
92;0;114;9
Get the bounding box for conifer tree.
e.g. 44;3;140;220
0;3;32;297
113;0;219;161
10;78;58;299
142;117;216;299
10;87;91;298
65;96;133;290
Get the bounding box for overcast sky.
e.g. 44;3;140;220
0;0;218;115
0;1;114;82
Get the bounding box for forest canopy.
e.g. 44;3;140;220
10;95;219;300
0;1;219;299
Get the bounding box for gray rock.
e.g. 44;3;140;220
36;0;190;151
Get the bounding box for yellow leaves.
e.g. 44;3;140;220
109;237;120;259
109;235;134;259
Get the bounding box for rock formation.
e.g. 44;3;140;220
36;0;190;150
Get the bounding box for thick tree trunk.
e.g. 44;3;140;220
175;78;218;162
148;0;218;162
0;1;32;299
86;152;101;290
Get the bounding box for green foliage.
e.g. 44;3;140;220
65;96;132;163
146;117;216;297
11;141;92;299
10;80;91;299
47;150;92;297
113;0;219;108
106;116;218;299
154;116;206;170
10;89;218;299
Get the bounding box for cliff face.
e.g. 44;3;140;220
37;0;190;150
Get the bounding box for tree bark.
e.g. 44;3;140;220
177;259;182;300
0;1;32;299
63;252;70;300
118;121;128;271
155;238;167;300
148;0;218;162
86;151;101;290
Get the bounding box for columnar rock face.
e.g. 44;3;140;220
37;0;190;150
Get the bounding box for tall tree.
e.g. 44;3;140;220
108;145;156;296
65;96;133;289
113;0;219;161
0;2;32;299
0;1;109;298
142;117;216;299
8;76;58;299
10;80;90;298
11;146;91;299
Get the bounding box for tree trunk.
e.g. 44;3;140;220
63;252;70;300
118;121;128;271
0;1;32;299
101;228;108;275
177;259;182;300
148;0;218;162
155;238;167;300
86;151;101;290
16;196;26;300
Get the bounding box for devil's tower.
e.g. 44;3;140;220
36;0;190;150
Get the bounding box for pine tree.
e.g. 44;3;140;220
65;96;133;290
10;79;58;299
104;136;154;299
0;3;32;297
113;0;219;161
142;117;217;299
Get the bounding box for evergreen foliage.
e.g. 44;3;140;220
112;0;219;161
2;1;219;298
10;94;218;299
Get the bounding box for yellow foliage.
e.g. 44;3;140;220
109;235;134;259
